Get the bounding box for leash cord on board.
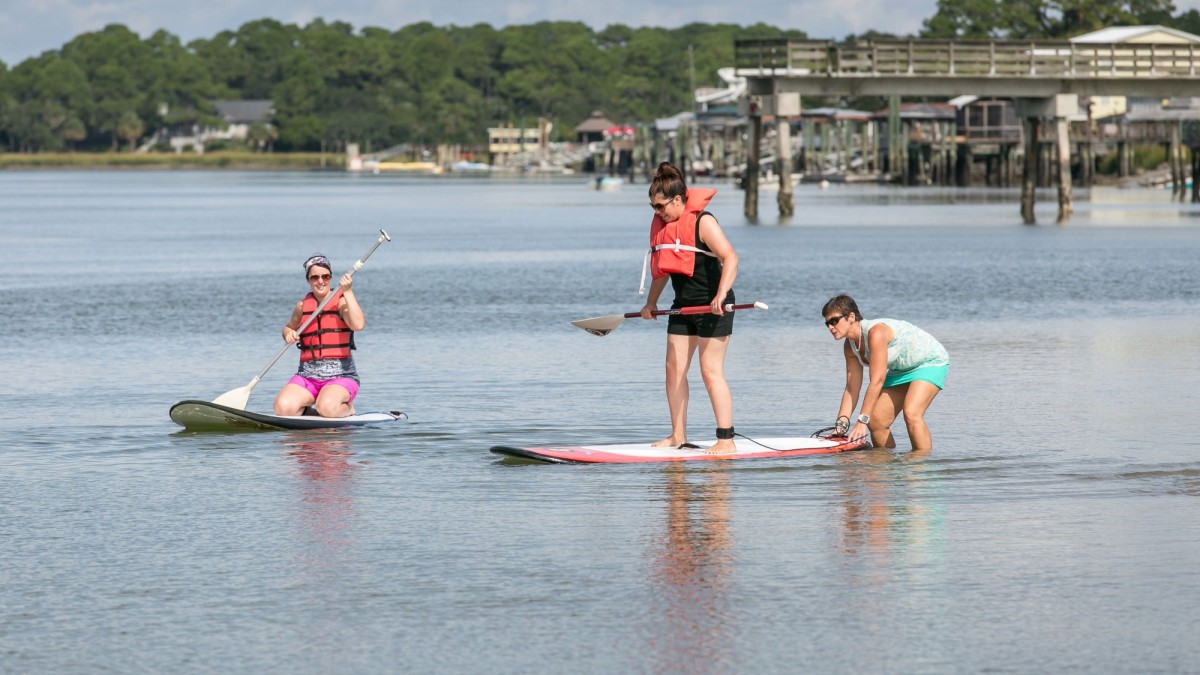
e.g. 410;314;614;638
729;427;854;452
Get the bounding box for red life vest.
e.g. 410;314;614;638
298;291;354;361
642;188;718;292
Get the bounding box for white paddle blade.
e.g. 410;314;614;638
211;375;262;410
570;315;625;337
211;385;252;410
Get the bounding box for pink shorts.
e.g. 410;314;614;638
287;375;359;402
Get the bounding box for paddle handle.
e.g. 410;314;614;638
622;301;768;319
252;230;391;381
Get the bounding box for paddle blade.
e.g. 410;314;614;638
570;315;625;337
211;382;254;410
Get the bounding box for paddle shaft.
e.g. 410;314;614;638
622;302;762;319
247;230;390;386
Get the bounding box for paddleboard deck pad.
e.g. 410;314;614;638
170;399;405;432
491;435;869;464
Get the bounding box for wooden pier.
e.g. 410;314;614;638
734;38;1200;223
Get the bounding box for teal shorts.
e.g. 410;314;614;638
883;364;948;390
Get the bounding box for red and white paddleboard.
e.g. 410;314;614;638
490;435;870;464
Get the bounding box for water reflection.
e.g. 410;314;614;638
644;465;736;675
282;432;359;571
834;449;944;586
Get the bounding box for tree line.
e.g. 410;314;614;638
0;20;803;153
0;0;1192;153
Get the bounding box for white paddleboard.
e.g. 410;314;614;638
491;435;869;464
170;399;405;432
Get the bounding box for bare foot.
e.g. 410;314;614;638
651;437;685;448
704;439;737;455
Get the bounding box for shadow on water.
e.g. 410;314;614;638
282;433;360;569
831;449;945;584
641;464;737;675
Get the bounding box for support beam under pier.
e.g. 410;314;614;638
777;116;794;218
1055;116;1073;223
744;114;761;222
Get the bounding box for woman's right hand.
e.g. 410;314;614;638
283;327;299;344
834;416;850;436
640;303;656;320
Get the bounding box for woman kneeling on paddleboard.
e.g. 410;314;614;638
823;295;949;450
273;255;366;417
640;162;739;454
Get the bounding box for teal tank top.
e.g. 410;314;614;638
850;318;949;373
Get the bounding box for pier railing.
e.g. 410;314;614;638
735;38;1200;80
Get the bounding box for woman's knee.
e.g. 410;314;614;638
315;398;349;417
699;362;726;385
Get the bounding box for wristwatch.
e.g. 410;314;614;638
857;413;870;425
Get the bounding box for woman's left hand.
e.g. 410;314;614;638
339;272;354;292
848;422;869;442
710;297;724;315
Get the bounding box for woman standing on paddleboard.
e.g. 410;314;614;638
639;162;739;454
822;294;949;450
273;255;365;417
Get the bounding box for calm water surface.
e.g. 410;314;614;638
2;172;1199;673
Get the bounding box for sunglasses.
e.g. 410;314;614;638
824;314;846;327
307;273;332;282
650;197;676;213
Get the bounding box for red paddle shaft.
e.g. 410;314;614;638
623;303;763;319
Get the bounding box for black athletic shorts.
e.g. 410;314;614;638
666;310;734;337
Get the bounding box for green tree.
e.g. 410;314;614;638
61;24;152;149
923;0;1178;39
59;116;87;151
494;22;607;129
116;110;144;151
145;30;218;136
246;122;278;151
1169;9;1200;34
277;114;324;150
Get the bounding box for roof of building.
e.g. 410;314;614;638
575;111;615;133
871;102;956;120
213;100;275;124
1125;108;1200;121
1070;25;1200;44
655;112;695;132
802;107;871;120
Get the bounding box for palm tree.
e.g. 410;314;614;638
59;117;87;152
116;111;144;152
247;122;279;152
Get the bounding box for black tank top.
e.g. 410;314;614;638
669;211;734;307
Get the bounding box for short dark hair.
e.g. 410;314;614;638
822;294;861;321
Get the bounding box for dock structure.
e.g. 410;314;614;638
734;38;1200;223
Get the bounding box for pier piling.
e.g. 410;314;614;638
1055;116;1073;223
744;114;761;222
776;117;794;218
1021;117;1039;225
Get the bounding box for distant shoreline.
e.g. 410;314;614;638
0;151;345;171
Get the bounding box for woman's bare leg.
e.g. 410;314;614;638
871;387;903;449
902;381;941;450
652;334;697;447
274;383;315;416
698;336;734;454
314;384;355;418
